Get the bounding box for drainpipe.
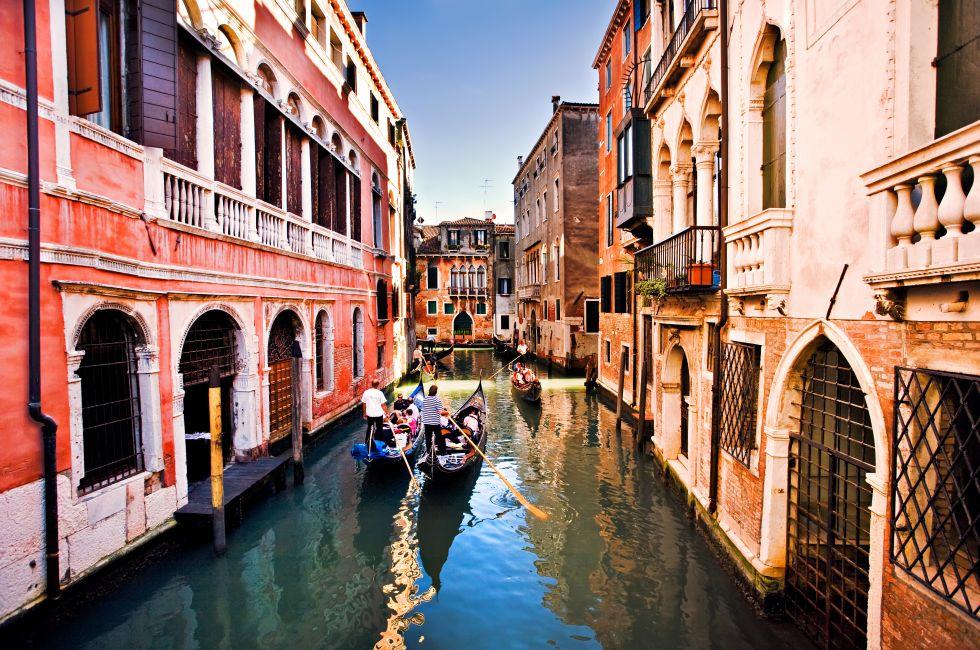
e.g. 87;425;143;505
708;0;729;515
24;0;60;598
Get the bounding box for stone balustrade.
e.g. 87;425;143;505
863;122;980;287
723;208;793;295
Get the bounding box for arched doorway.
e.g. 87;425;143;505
179;310;240;482
268;311;301;451
680;353;690;457
785;339;874;648
453;311;473;339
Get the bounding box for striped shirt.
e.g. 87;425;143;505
421;395;444;426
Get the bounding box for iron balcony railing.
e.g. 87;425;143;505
644;0;717;106
449;286;488;297
634;225;721;293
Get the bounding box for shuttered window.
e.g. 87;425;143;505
936;1;980;137
351;174;362;242
254;94;282;207
128;0;178;150
314;145;337;229
333;160;348;235
762;37;786;210
172;32;198;169
285;122;304;217
66;0;102;117
600;275;612;313
212;61;242;188
614;271;630;313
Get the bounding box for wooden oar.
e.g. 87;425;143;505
447;415;548;520
486;353;523;381
395;433;421;493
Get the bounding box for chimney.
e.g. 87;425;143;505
517;155;524;168
551;95;561;113
484;211;494;221
351;11;368;39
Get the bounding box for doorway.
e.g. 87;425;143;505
268;311;300;453
680;352;690;458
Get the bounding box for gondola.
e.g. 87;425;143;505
418;381;488;481
492;335;513;355
350;381;425;466
511;372;542;403
432;343;455;361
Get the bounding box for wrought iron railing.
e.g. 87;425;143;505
644;0;717;106
449;286;488;297
634;226;720;292
892;366;980;621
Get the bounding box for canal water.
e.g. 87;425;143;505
23;351;802;649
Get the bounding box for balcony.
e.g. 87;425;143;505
449;286;488;297
616;114;653;239
643;0;719;112
149;153;363;269
517;283;542;301
862;121;980;289
724;208;793;299
634;226;721;293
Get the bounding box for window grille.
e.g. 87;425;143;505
77;310;144;494
892;367;980;620
179;312;237;388
718;342;760;466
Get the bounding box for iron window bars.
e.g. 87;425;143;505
892;366;980;620
719;342;761;466
178;312;238;388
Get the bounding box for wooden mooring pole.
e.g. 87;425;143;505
637;356;649;443
615;347;628;429
208;367;226;556
290;340;305;485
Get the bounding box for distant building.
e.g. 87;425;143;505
414;215;498;344
493;224;516;341
513;99;600;369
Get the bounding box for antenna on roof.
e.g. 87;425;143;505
480;179;494;209
434;201;443;221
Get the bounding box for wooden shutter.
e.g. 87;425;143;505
253;94;266;201
318;148;334;229
351;175;362;242
172;32;197;169
334;163;347;235
65;0;101;116
265;108;283;207
309;143;320;224
130;0;178;150
285;123;303;216
212;62;242;188
936;1;980;137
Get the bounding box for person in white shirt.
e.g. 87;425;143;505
517;341;528;356
361;379;389;447
462;411;480;434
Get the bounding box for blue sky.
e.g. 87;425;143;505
354;0;614;224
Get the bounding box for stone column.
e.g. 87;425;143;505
301;138;313;254
653;179;673;241
670;164;692;234
693;141;719;226
196;55;215;178
745;99;764;216
135;346;164;474
758;424;791;571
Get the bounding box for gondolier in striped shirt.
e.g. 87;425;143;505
421;384;449;455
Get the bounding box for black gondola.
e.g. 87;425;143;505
492;335;512;355
432;343;455;361
418;381;488;480
511;372;542;403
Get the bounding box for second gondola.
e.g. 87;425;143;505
511;373;542;403
418;381;488;481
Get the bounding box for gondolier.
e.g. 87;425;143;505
421;384;449;454
412;344;425;371
361;379;389;447
517;341;528;356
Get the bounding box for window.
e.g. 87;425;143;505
388;120;396;145
376;279;389;321
719;342;761;466
622;345;630;373
624;84;632;111
330;28;343;71
427;328;438;338
447;229;460;248
600;275;612;313
311;4;326;46
476;303;487;316
254;90;283;207
605;112;612;151
606;194;615;246
427;265;439;289
604;339;611;364
623;20;632;58
427;300;437;315
372;179;384;249
555;299;561;321
212;62;243;189
376;343;384;368
936;2;980;137
553;242;560;281
76;309;144;494
585;299;599;333
352;307;364;378
314;310;334;392
444;303;455;315
613;271;630;313
285;120;304;217
391;285;400;319
542;192;548;220
605;60;611;89
475;230;488;247
634;0;649;26
554;178;560;211
500;314;510;330
762;37;786;209
370;93;380;123
498;240;510;259
497;277;512;295
617;123;633;185
345;58;357;92
892;367;980;620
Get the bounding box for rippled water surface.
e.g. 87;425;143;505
25;351;802;649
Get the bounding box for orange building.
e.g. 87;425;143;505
0;0;414;619
414;218;498;344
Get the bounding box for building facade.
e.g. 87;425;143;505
0;0;414;621
414;217;497;344
514;99;601;369
493;223;516;341
598;1;980;648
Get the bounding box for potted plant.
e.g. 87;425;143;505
635;277;668;308
687;259;714;286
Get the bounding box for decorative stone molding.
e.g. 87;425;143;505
724;208;794;311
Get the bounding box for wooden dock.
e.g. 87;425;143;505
174;452;291;527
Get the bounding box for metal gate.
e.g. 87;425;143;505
268;314;296;445
786;340;874;649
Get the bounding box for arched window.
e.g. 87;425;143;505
468;265;476;289
376;279;389;321
371;172;384;249
450;265;459;289
314;310;334;392
476;265;486;289
76;309;145;494
762;35;786;209
352;307;364;378
257;63;277;96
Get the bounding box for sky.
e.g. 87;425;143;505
353;0;615;224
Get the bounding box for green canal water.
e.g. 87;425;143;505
20;351;803;649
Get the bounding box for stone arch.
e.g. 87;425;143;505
655;140;673;182
453;310;474;337
178;0;204;29
175;303;250;372
749;22;783;101
660;339;693;463
256;62;279;98
313;307;335;392
265;303;310;358
331;132;343;152
286;91;303;120
352;306;365;379
697;86;722;142
674;118;694;165
216;24;247;67
72;301;151;351
311;115;326;139
348;149;358;169
758;319;888;647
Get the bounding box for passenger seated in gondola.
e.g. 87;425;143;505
392;392;412;412
446;410;480;452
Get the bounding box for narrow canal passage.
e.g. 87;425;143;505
27;351;802;649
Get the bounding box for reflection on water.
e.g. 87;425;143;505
27;351;800;649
